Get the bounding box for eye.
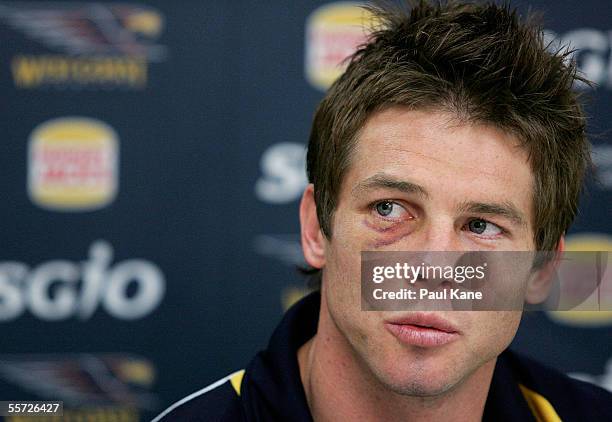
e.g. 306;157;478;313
467;219;502;236
374;201;406;218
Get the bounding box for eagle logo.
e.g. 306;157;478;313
0;1;166;60
0;353;160;410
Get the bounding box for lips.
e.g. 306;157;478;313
384;313;460;347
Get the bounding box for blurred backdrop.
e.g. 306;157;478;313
0;0;610;420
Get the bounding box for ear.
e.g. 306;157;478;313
299;184;326;269
525;236;565;304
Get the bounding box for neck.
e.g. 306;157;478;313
298;293;495;422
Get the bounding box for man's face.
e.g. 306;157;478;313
321;107;536;396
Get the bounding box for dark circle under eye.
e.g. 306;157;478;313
376;201;394;216
468;219;487;234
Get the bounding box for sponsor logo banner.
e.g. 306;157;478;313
255;142;307;204
0;353;160;421
0;1;166;89
0;240;165;321
28;117;119;212
547;234;612;326
304;2;374;90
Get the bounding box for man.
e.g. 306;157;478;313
154;1;612;420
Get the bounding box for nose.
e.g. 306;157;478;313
395;218;464;285
416;216;464;252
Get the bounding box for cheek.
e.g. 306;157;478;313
323;251;376;352
325;248;361;310
469;311;521;356
323;229;360;305
328;210;370;256
323;228;374;332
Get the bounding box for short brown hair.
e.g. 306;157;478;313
306;0;591;258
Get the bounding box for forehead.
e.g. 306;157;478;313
343;107;534;212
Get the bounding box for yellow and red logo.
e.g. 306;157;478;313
304;2;375;90
28;117;119;211
547;233;612;327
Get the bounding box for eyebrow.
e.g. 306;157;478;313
351;173;430;199
351;174;528;227
456;201;527;227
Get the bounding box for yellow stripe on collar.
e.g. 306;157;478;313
519;384;562;422
230;369;245;396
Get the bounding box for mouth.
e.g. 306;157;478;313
384;313;460;347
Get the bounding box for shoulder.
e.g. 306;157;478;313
507;351;612;420
152;370;245;422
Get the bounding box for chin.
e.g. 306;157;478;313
372;355;465;397
390;381;455;397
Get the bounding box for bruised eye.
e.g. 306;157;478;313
375;201;405;218
467;219;502;236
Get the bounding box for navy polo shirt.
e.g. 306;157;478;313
154;292;612;421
